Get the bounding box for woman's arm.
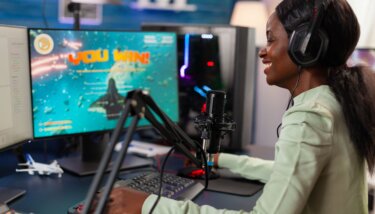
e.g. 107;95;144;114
215;153;274;183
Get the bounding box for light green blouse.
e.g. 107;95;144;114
142;85;368;214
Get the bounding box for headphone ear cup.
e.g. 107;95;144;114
288;24;329;67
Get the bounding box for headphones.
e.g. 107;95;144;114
288;0;330;67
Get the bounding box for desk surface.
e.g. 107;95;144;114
2;168;261;214
0;145;274;214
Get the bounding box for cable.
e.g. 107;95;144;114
151;106;209;187
149;146;176;214
149;138;209;213
42;0;49;28
277;66;303;138
152;109;209;188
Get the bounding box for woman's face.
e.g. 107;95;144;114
259;13;298;89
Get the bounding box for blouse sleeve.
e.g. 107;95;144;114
218;153;274;183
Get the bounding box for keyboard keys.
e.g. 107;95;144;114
115;172;204;200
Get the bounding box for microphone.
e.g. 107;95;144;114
205;90;226;154
195;90;235;169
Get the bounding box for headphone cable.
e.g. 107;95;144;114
276;66;302;138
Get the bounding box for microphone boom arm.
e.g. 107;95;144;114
82;89;204;214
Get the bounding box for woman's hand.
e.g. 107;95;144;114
214;153;220;168
101;187;150;214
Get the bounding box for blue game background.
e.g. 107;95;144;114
29;29;179;138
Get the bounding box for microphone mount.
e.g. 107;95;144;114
194;114;236;140
194;91;236;168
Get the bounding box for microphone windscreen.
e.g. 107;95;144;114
206;90;226;123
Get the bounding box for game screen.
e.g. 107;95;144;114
347;48;375;70
29;29;179;138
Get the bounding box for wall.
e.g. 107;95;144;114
0;0;234;30
347;0;375;48
253;57;289;147
249;0;289;147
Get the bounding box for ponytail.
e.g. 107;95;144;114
328;66;375;173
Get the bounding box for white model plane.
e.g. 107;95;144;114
15;154;64;178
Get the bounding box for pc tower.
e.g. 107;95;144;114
142;24;257;151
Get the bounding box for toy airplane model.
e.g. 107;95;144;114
15;154;64;178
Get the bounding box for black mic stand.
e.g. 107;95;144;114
178;90;235;179
68;2;81;30
194;113;236;170
82;90;207;214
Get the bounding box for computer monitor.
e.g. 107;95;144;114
0;25;33;203
28;28;179;175
141;23;257;151
348;48;375;70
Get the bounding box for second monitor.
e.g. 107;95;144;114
28;29;179;175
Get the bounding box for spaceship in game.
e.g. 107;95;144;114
89;78;125;119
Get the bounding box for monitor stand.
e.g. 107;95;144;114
0;187;25;204
58;133;153;176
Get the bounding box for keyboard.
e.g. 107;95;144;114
115;172;205;200
68;172;204;214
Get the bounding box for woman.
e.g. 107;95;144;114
102;0;375;213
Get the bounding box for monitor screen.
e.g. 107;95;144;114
347;48;375;70
29;29;179;138
0;25;33;150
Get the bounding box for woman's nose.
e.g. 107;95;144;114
258;47;266;58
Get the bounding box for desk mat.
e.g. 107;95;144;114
202;169;264;196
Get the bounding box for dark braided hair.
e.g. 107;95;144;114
276;0;375;173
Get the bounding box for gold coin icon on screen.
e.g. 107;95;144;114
34;34;54;55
